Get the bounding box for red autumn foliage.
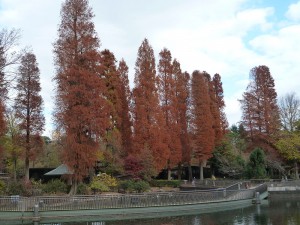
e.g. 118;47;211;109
100;49;122;128
117;59;133;155
124;154;143;179
240;65;280;140
191;71;215;165
132;39;169;175
53;0;110;186
157;48;181;177
174;69;192;165
14;52;44;181
212;73;228;135
206;73;222;145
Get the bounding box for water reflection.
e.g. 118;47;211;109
29;198;300;225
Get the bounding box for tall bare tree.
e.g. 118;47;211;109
0;29;22;137
279;92;300;132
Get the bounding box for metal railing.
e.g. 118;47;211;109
0;187;260;212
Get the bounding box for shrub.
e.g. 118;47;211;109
76;182;89;195
90;182;110;194
6;181;25;196
89;173;118;193
150;180;181;188
118;180;135;193
134;180;150;193
42;179;68;194
0;180;6;195
118;180;150;193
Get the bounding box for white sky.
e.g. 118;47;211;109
1;0;300;137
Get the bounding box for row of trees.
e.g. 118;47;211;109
53;0;229;193
1;0;299;193
0;29;44;182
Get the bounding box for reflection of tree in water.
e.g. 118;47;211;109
53;199;300;225
268;198;300;225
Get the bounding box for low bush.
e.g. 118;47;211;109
42;179;68;194
76;182;89;195
134;180;150;193
6;181;25;195
0;180;6;195
89;173;118;194
150;180;181;188
118;180;150;193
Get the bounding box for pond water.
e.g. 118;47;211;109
27;197;300;225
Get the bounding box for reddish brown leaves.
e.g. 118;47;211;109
14;52;44;180
132;39;169;175
240;65;280;140
54;0;109;183
157;49;181;170
191;71;215;163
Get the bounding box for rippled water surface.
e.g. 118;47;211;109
32;197;300;225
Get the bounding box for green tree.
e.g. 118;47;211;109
246;148;267;178
3;112;22;181
276;132;300;179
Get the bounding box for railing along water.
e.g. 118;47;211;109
0;187;258;212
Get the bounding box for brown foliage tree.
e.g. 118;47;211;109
14;52;44;181
191;70;215;180
174;63;192;180
240;65;280;140
207;73;223;145
99;49;123;173
212;73;228;135
53;0;109;193
132;39;169;176
117;59;133;156
100;49;121;128
157;48;181;180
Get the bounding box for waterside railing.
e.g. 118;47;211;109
0;184;266;212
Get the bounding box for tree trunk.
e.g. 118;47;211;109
13;158;17;182
178;163;182;180
25;156;29;181
188;163;192;182
69;178;78;195
295;162;299;180
167;168;172;180
200;161;204;181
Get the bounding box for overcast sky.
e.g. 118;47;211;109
1;0;300;137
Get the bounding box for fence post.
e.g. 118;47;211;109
223;189;226;198
33;204;40;222
252;192;261;204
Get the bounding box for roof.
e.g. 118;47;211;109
44;164;73;176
